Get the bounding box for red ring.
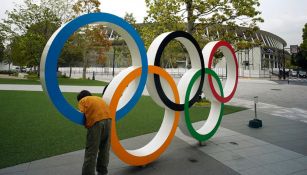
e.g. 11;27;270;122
207;41;238;103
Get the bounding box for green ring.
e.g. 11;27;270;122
184;68;224;141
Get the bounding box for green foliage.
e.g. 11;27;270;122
301;23;307;51
0;0;110;78
0;38;4;62
145;0;263;35
71;0;111;79
72;0;101;16
141;0;264;66
124;12;137;28
59;35;83;77
0;0;61;68
10;36;28;67
9;31;48;68
292;23;307;70
293;51;307;71
68;24;111;79
25;72;39;80
0;70;16;75
1;0;61;38
1;44;13;69
39;0;76;22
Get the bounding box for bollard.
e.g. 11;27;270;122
248;96;262;128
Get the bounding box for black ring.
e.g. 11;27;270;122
153;31;205;111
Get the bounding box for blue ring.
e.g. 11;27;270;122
43;13;148;125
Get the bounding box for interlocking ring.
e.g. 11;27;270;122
202;41;238;103
147;31;205;111
109;66;180;165
40;13;238;166
40;13;148;124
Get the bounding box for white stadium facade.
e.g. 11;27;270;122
211;29;287;78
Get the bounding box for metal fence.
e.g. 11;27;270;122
58;66;273;82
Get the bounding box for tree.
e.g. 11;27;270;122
0;0;61;75
70;24;111;79
0;38;4;62
23;33;46;70
292;23;307;71
72;0;100;16
10;35;28;67
145;0;262;36
26;19;61;74
293;51;307;71
60;35;83;77
1;0;60;38
115;12;139;63
40;0;76;22
124;12;137;29
301;23;307;51
3;45;13;70
72;0;111;79
142;0;264;65
9;33;44;69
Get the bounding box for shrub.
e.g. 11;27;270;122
25;72;39;80
0;70;16;75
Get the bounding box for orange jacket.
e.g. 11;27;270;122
78;96;111;128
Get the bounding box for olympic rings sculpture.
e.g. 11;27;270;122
40;13;238;166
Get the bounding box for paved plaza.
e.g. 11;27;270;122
0;79;307;175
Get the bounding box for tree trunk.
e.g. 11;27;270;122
69;64;72;78
82;64;87;79
112;48;116;77
37;64;40;78
185;0;195;71
82;50;87;79
186;0;194;35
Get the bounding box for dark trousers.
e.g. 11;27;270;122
82;119;111;175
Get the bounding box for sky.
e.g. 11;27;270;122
1;0;306;47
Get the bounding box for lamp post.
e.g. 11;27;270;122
283;46;286;80
111;39;126;77
112;47;116;77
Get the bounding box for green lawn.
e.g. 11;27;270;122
0;78;107;86
0;91;245;168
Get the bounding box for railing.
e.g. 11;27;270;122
58;66;273;82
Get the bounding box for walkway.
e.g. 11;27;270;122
0;110;306;175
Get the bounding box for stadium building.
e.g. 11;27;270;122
1;27;287;79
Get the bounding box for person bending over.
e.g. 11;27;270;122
77;90;112;175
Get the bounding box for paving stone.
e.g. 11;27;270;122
0;163;29;175
208;151;243;162
222;158;259;171
293;157;307;168
238;166;278;175
263;160;306;175
247;152;293;165
291;170;307;175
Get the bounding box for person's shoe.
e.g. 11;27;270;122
97;169;108;175
97;173;107;175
